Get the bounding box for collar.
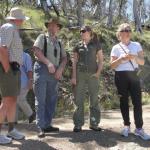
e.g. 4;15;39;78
9;22;19;30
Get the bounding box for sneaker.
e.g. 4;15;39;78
121;126;130;137
89;126;102;131
38;128;45;138
73;126;82;132
0;135;12;144
134;128;150;140
7;128;25;140
43;126;59;132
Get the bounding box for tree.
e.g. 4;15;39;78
117;0;128;20
133;0;143;33
0;0;20;25
107;0;113;28
76;0;84;26
92;0;102;19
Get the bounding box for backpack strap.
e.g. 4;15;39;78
58;40;62;59
43;35;62;61
119;43;135;70
43;34;47;57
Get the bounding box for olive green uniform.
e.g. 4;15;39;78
73;40;102;128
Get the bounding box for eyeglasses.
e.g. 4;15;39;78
120;29;131;33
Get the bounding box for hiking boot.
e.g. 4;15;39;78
44;126;59;132
121;126;130;137
0;135;12;144
73;126;82;132
134;128;150;140
28;113;35;124
7;128;25;140
89;126;102;131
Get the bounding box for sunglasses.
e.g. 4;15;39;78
80;30;87;33
120;29;131;33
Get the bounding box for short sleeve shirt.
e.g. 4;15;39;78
73;39;102;73
0;23;23;64
20;52;32;89
111;41;142;71
34;33;66;66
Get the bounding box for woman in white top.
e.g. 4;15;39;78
110;23;150;140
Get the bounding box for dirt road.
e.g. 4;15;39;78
0;105;150;150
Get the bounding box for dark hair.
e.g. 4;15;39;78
91;32;99;43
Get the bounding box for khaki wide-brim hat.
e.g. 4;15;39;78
45;18;63;29
5;7;29;21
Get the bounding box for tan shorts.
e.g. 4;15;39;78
0;64;20;97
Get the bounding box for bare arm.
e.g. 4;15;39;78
0;46;10;73
58;56;67;72
32;46;55;73
134;50;144;65
110;53;133;69
110;56;123;69
54;56;67;80
96;50;103;76
71;52;78;85
32;46;51;65
27;71;33;90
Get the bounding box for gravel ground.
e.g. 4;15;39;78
0;105;150;150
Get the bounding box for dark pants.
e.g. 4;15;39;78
115;71;143;128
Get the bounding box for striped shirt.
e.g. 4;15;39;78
0;22;23;64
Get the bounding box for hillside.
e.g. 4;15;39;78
20;6;150;111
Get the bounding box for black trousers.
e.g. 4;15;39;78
115;71;143;128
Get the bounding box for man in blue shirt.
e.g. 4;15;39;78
16;52;34;123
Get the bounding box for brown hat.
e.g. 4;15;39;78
80;25;92;32
45;18;63;29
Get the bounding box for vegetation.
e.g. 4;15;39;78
0;1;150;117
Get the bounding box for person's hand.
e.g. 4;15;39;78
54;67;63;80
4;64;10;73
91;73;100;79
121;54;129;61
71;77;77;85
47;62;56;74
120;53;132;62
128;54;137;60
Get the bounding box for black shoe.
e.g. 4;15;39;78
29;113;35;124
14;121;18;125
89;126;102;131
73;127;82;132
38;128;45;138
43;126;59;132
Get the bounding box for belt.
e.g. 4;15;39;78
10;62;20;67
10;62;20;71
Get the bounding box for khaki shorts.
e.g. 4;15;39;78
0;64;20;97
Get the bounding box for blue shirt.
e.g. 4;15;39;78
20;52;32;89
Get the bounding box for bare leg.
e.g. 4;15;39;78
0;96;17;132
0;98;8;131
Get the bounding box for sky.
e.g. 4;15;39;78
127;0;149;20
